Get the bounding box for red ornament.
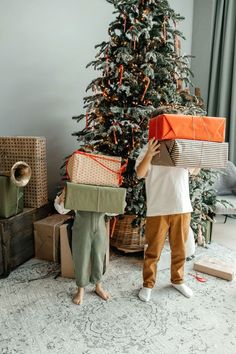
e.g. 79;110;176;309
141;76;151;101
118;64;124;86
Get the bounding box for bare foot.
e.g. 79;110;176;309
95;283;110;301
72;287;84;305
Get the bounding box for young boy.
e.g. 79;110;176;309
135;138;194;302
55;189;110;305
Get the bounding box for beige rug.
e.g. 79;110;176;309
0;243;236;354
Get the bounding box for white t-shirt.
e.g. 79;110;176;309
135;145;193;216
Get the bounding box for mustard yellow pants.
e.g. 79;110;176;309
143;213;191;288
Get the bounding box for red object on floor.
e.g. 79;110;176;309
188;272;207;282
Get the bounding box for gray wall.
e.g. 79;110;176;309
0;0;193;198
191;0;215;105
168;0;194;57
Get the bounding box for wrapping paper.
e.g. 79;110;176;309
66;151;124;187
151;139;228;168
65;182;126;214
149;114;226;142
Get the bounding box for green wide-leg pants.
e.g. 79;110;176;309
72;211;107;288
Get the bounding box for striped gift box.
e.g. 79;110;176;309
66;151;124;187
151;139;228;168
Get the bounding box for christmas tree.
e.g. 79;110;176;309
71;0;217;240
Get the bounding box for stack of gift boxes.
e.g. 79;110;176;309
148;114;228;168
63;151;127;278
65;151;126;213
34;151;127;278
0;136;52;278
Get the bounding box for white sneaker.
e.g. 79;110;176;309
138;287;152;302
172;283;193;298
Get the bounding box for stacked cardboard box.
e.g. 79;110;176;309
193;257;235;281
34;214;72;262
60;220;110;279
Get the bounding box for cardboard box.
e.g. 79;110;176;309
193;257;235;281
151;139;228;168
60;221;75;278
65;182;126;214
148;114;226;142
34;214;72;262
0;202;54;278
0;136;48;208
66;151;122;187
0;176;24;218
60;221;110;279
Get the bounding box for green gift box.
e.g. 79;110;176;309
65;182;126;214
0;176;24;218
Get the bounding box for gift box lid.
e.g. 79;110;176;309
193;257;236;281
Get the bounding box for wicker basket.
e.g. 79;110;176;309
110;215;146;253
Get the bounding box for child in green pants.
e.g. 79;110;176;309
55;190;110;305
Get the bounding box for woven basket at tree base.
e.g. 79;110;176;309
110;215;146;253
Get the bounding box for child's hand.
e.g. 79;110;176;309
58;187;66;204
54;187;71;215
146;138;160;159
189;168;201;175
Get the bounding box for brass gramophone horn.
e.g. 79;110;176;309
0;161;32;187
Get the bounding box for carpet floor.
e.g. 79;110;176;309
0;242;236;354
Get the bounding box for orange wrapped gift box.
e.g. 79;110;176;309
66;151;125;187
148;114;226;143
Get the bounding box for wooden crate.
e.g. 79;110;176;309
0;202;54;278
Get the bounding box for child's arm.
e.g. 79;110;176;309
136;138;160;178
54;187;71;214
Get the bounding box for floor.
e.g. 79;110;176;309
1;241;236;354
0;216;235;354
211;215;236;250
